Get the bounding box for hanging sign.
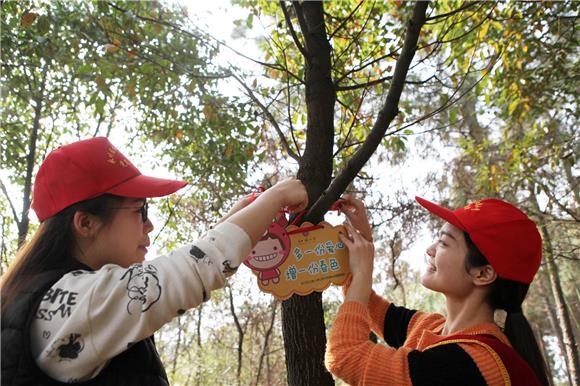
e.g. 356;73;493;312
243;216;350;300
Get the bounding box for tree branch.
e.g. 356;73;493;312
0;178;20;225
282;50;302;157
335;47;399;85
292;2;311;58
280;1;308;58
305;1;429;220
334;87;368;157
425;1;479;23
232;74;300;161
341;53;499;150
333;0;376;65
327;0;365;40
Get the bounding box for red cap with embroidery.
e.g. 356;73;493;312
31;137;187;221
415;196;542;284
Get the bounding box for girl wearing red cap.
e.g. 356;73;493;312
325;195;550;386
1;137;309;385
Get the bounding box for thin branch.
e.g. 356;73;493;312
425;1;479;23
292;2;310;56
537;179;580;222
334;87;368;157
438;3;497;45
254;300;279;386
280;1;308;58
333;0;376;64
336;74;437;92
232;74;300;161
335;47;399;85
0;178;20;225
283;49;302;157
327;0;365;40
336;75;392;91
228;285;244;385
105;1;295;80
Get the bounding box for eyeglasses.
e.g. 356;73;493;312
113;202;149;222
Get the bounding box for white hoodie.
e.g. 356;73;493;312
31;222;251;383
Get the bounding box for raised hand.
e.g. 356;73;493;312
266;178;308;213
339;195;372;242
224;178;307;245
339;221;375;304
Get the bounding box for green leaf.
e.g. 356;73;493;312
36;15;50;35
508;99;519;115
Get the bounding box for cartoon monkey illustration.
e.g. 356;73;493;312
120;264;162;314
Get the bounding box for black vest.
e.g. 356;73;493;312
1;267;169;386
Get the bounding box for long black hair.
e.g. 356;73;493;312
464;232;551;386
0;194;124;312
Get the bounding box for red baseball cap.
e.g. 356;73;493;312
415;196;542;284
31;137;187;221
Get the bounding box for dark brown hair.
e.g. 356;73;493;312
0;194;124;312
464;232;551;386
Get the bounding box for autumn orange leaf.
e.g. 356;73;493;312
20;12;38;28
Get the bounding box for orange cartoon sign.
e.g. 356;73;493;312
244;218;350;300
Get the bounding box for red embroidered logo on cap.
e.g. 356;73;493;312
464;201;483;211
107;147;130;167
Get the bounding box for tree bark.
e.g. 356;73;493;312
170;317;184;379
531;189;579;386
281;2;429;385
255;300;278;386
282;3;335;384
228;286;244;386
541;292;564;381
18;60;50;246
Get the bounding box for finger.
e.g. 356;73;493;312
344;220;362;236
287;199;308;213
342;205;357;215
343;222;362;241
338;231;354;249
341;194;356;205
344;196;365;212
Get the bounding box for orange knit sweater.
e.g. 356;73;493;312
325;291;512;385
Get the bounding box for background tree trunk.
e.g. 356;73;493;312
531;188;579;386
18;61;50;247
254;300;278;386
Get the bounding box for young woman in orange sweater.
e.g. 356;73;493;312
325;195;550;386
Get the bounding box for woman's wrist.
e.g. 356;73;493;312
345;275;372;304
258;188;285;211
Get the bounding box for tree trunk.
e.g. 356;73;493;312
228;286;244;386
282;3;336;384
531;189;579;386
195;305;203;386
533;323;554;383
541;292;564;383
18;61;50;246
280;2;429;384
255;300;278;386
170;317;184;379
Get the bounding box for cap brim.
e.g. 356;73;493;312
415;196;466;231
107;174;187;198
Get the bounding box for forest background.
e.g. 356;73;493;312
1;1;578;385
